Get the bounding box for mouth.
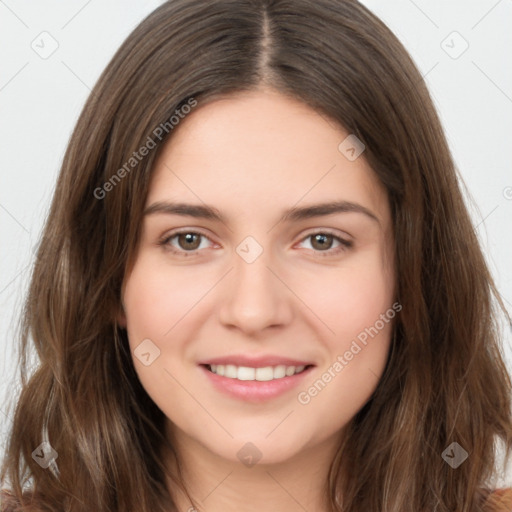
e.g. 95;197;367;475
199;363;316;402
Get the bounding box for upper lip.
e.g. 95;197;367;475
199;354;315;368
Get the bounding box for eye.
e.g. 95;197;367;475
158;230;215;257
157;229;353;258
297;230;352;257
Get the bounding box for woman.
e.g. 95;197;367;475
1;0;511;510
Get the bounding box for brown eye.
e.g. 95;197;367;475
310;233;334;251
298;231;353;257
159;230;213;256
177;232;201;250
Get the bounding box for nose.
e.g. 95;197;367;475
218;244;293;335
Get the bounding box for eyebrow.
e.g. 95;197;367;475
143;200;380;226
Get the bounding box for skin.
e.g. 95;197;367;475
118;88;396;512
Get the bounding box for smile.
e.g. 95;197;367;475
206;363;311;381
199;364;315;402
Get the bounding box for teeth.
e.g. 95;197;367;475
208;364;307;381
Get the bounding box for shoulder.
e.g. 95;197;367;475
481;488;512;512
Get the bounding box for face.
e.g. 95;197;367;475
119;88;396;466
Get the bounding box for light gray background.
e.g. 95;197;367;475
1;0;511;486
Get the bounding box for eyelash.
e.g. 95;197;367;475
157;229;353;258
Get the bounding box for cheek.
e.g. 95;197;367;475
297;265;395;427
302;248;395;418
324;267;393;388
302;247;395;343
122;257;210;343
122;259;203;412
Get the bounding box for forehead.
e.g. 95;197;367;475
147;89;390;228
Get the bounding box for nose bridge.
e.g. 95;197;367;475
218;234;291;332
234;237;273;292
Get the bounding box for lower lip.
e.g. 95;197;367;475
199;364;315;403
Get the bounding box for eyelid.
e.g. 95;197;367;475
298;227;353;243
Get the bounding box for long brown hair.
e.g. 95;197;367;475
1;1;511;511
